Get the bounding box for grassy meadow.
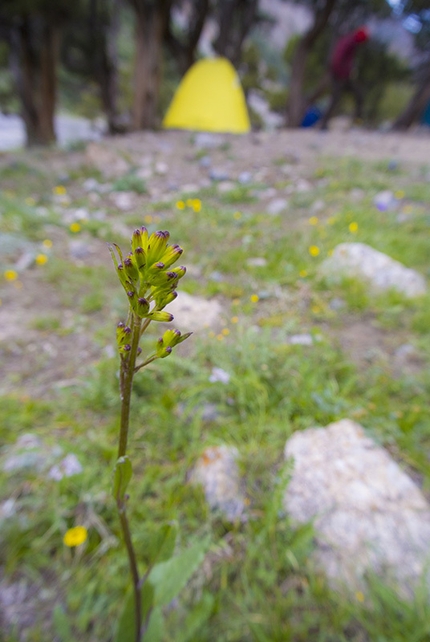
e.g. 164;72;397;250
1;144;430;641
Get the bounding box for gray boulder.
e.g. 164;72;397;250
284;419;430;595
320;243;426;298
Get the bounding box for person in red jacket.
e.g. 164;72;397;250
320;27;370;130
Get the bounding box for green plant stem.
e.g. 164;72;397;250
116;312;143;642
118;313;142;458
118;501;142;642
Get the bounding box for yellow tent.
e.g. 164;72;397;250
162;57;250;134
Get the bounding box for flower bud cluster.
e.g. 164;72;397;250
108;227;186;322
156;329;192;358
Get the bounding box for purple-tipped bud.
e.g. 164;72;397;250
137;347;142;355
166;346;172;354
117;321;125;328
127;291;135;298
123;344;131;351
134;247;146;269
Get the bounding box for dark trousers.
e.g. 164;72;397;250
320;75;364;129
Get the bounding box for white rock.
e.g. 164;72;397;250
194;133;225;149
110;191;135;211
166;291;222;332
320;243;426;298
209;367;230;384
267;198;288;215
287;334;313;346
217;181;236;193
189;445;247;521
246;257;267;267
155;161;168;175
284;419;430;595
373;190;397;211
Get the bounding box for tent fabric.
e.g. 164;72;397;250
162;57;250;134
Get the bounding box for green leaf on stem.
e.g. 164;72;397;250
147;522;178;566
144;607;164;642
177;592;215;642
112;456;132;502
149;537;210;607
114;580;155;642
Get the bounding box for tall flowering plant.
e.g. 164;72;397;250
108;227;193;642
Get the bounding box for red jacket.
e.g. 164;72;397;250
330;29;368;80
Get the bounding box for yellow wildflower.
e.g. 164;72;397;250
53;185;67;196
349;222;358;233
394;190;405;199
176;200;185;210
355;591;365;603
222;328;230;336
4;269;18;281
69;223;81;233
42;239;53;249
231;316;239;323
233;211;242;220
35;254;48;266
309;245;320;257
299;269;308;278
192;199;202;212
144;214;153;224
250;294;259;303
63;525;88;547
308;216;318;225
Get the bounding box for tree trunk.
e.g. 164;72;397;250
97;0;123;133
392;70;430;131
132;1;170;130
165;0;209;75
10;17;59;146
286;0;336;128
213;0;259;66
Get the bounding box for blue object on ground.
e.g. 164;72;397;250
301;107;322;128
421;101;430;127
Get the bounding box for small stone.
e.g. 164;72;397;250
48;454;83;481
329;297;346;310
166;291;222;331
287;334;313;346
189;445;247;521
136;167;152;180
209;271;225;282
209;367;230;384
194;133;225;149
181;183;199;193
387;160;399;171
255;187;277;200
217;181;236;193
15;250;35;271
246;257;267;267
349;188;365;202
295;179;312;193
68;240;92;260
267;198;288;215
82;178;100;192
373;190;397;211
310;199;325;213
111;191;135;211
199;156;211;168
155;161;168;175
210;168;230;182
238;171;252;184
